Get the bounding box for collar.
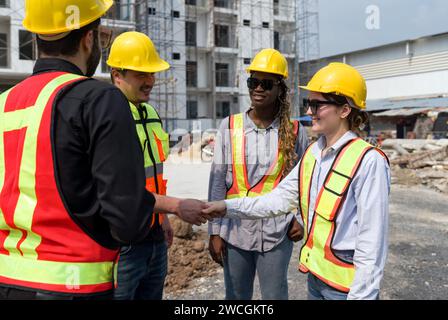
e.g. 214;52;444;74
243;109;280;133
33;58;84;76
312;131;358;160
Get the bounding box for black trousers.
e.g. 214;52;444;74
0;286;113;300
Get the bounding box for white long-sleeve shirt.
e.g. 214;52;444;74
224;131;391;300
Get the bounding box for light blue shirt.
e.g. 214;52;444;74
225;131;391;300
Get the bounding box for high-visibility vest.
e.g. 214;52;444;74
0;72;119;294
129;102;170;227
226;113;300;199
298;137;389;293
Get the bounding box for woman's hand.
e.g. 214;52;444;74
202;201;227;217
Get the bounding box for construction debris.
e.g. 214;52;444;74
391;146;448;169
382;139;448;193
165;217;219;294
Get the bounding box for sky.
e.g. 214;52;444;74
318;0;448;57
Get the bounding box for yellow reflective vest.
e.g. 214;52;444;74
129;102;170;227
226;112;299;199
298;137;389;292
0;72;118;294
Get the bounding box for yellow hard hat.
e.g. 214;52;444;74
23;0;113;36
246;48;288;79
107;31;170;73
299;62;367;110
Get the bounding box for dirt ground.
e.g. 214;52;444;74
164;217;219;294
381;184;448;299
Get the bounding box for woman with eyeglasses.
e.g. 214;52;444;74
207;49;309;300
205;62;391;300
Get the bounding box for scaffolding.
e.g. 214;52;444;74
134;0;180;131
297;0;320;115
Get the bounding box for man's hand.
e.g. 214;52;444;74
177;199;209;226
202;201;227;218
161;216;174;247
287;218;304;242
209;235;226;266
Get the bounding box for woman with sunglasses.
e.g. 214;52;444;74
205;62;391;300
208;49;309;300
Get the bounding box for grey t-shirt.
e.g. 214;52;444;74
208;110;309;252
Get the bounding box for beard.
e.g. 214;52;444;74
85;33;101;77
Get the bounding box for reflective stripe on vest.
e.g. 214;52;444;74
298;137;384;292
129;102;169;226
0;72;118;294
225;113;299;199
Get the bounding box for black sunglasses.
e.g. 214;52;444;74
303;98;346;115
247;77;280;91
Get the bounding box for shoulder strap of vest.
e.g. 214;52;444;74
142;103;162;120
372;147;390;166
226;113;249;194
228;113;244;129
133;102;163;125
298;141;317;228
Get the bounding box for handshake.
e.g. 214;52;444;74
175;199;227;226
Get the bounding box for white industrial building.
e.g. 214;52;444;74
299;31;448;138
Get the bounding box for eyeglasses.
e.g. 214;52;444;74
98;26;114;50
303;98;345;115
247;77;280;91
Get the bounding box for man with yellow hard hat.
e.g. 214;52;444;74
0;0;215;300
107;31;172;300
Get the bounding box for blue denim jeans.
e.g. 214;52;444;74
114;240;168;300
307;273;349;300
223;237;293;300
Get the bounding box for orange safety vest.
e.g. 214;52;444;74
226;113;300;199
129;102;170;227
0;72;119;294
298;137;389;292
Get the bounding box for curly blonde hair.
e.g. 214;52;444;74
277;80;298;176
